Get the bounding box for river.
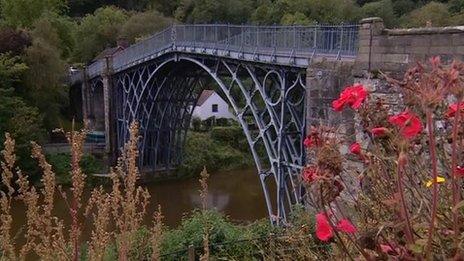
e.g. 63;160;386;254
10;167;271;246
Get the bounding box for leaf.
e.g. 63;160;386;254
407;243;423;254
452;200;464;214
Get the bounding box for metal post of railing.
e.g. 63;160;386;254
193;25;196;50
311;24;318;60
337;23;343;60
293;26;296;51
171;24;177;49
256;26;259;48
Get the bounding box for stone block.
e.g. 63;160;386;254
358;39;371;48
451;33;464;46
381;54;409;63
429;34;453;46
404;46;429;54
355;53;370;63
456;45;464;54
429;46;455;55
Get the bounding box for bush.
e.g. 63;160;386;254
402;1;451;27
210;126;248;152
161;210;259;259
360;0;397;27
46;152;104;185
178;132;253;176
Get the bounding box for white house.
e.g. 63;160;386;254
192;90;235;120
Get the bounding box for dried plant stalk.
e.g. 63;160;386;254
151;205;163;261
199;167;210;261
0;134;17;260
110;122;150;261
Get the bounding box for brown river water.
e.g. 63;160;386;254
9;167;272;247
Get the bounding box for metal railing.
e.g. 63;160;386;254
87;23;359;78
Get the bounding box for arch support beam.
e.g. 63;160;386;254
111;54;307;224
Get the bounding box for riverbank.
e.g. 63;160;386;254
177;126;254;177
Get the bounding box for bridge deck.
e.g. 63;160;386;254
70;24;359;82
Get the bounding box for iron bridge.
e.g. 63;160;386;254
76;24;359;224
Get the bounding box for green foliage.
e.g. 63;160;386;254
361;0;397;27
179;0;254;23
210;126;249;152
392;0;417;16
0;89;45;147
0;27;31;55
149;0;182;16
179;131;253;176
161;210;261;259
251;1;285;25
191;116;202;131
0;54;28;89
403;1;451;27
281;12;313;25
120;10;172;44
449;0;464;13
23;18;68;129
46;152;104;185
0;0;67;28
306;0;361;24
41;12;77;59
73;6;128;62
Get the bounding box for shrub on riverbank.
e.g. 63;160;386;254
179;128;253;176
46;152;105;186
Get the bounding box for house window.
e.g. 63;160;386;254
212;104;218;113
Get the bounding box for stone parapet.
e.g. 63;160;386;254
354;17;464;77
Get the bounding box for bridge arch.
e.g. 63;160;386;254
112;54;307;223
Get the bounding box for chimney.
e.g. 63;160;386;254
117;37;129;49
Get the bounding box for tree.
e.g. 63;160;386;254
23;18;68;129
0;27;31;55
120;10;172;44
178;0;254;24
0;54;28;90
306;0;360;24
0;0;67;28
403;1;451;27
42;12;77;59
73;6;128;62
149;0;182;16
361;0;397;27
0;89;45;147
281;12;313;25
392;0;417;17
448;0;464;13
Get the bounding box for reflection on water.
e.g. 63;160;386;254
10;167;270;246
145;168;270;227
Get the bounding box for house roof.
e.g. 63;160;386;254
196;90;215;106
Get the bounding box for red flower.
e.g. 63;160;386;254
349;142;361;155
445;103;464;118
302;167;317;183
336;219;357;234
304;135;320;148
371;127;388;137
456;166;464;178
388;111;423;139
315;212;333;241
332;84;368;112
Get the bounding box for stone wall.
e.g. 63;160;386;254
355;17;464;77
306;59;356;143
306;17;464;142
